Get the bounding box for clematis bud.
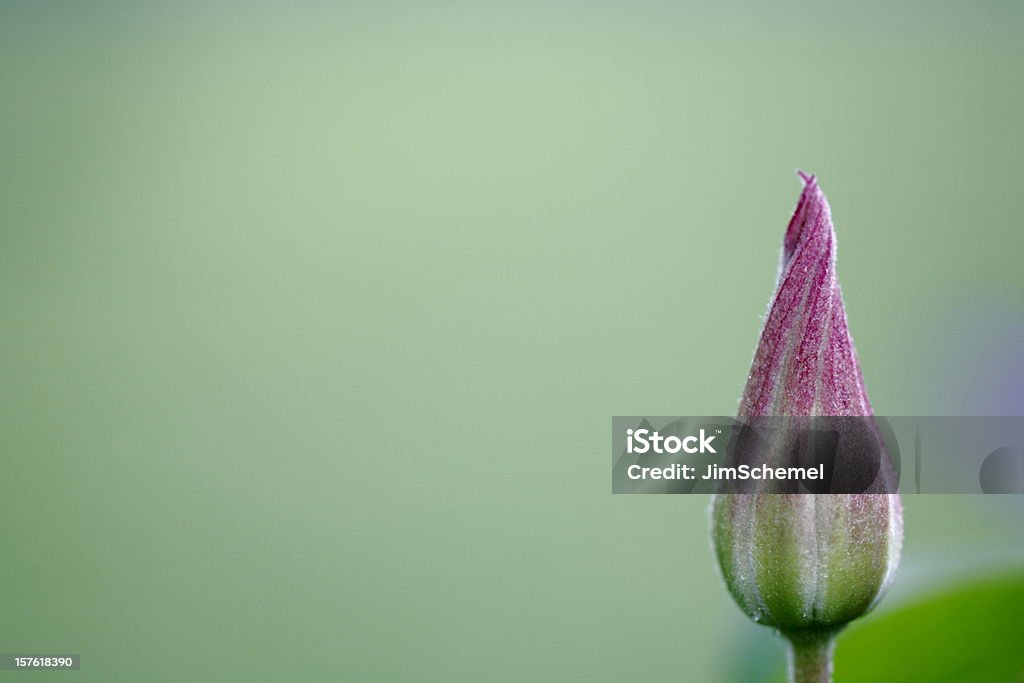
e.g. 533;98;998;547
710;173;902;682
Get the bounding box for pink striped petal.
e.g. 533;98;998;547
740;173;872;418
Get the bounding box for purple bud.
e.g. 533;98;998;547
711;174;903;665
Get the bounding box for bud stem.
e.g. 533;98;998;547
786;632;836;683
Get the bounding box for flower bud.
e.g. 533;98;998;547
711;173;902;638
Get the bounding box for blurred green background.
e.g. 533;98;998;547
2;2;1023;681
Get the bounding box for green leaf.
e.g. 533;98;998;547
768;572;1024;682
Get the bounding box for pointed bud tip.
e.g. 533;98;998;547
742;172;866;417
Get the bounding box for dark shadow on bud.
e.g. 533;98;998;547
718;417;898;494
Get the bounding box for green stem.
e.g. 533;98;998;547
786;632;836;683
